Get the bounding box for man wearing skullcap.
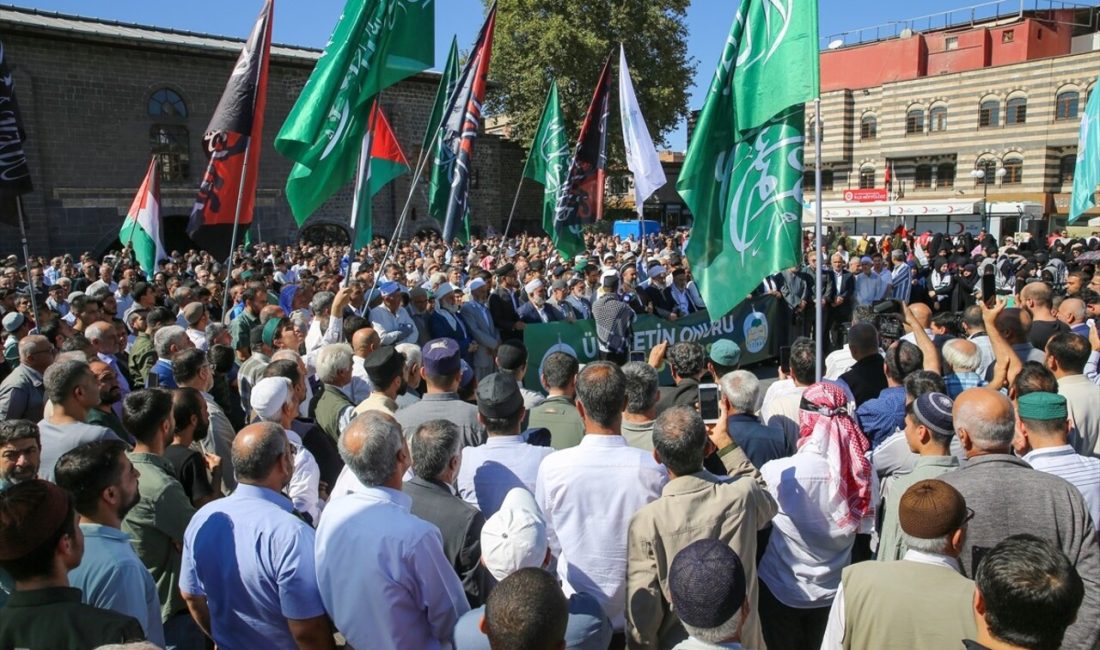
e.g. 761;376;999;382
0;480;146;647
877;392;962;561
940;387;1100;649
664;539;750;649
352;346;406;417
251;377;323;523
822;479;977;649
1013;391;1100;526
517;278;564;324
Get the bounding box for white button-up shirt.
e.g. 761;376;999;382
315;483;469;650
457;435;553;517
370;304;419;346
1024;445;1100;527
285;428;322;523
349;356;374;405
758;451;857;608
535;434;667;630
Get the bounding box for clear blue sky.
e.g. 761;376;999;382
7;0;990;149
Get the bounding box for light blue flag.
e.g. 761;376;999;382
1070;75;1100;223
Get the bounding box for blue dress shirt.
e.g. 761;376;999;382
68;523;165;648
856;385;907;448
179;483;326;650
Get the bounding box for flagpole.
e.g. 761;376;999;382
501;175;526;242
813;98;824;381
14;196;40;329
346;96;383;289
220;136;253;317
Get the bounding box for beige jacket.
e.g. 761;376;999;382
626;446;778;650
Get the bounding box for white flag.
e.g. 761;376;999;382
619;44;666;215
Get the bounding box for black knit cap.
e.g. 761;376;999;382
669;539;746;629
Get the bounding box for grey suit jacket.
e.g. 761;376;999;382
0;364;45;422
460;302;499;371
404;475;486;607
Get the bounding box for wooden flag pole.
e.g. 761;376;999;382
345;95;385;288
501;175;526;242
15;196;40;329
220;135;254;319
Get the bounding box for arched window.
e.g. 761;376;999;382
1056;91;1080;120
929;105;947;132
860;114;877;140
975;158;997;185
148;88;189;182
1006;96;1027;125
905;108;924;135
148;88;188;118
1060;154;1077;186
150;125;190;182
808;114;822;142
1002;156;1023;184
859;166;875;189
914;164;933;189
937;162;956;188
979;99;1000;128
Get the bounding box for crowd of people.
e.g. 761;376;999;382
0;225;1096;650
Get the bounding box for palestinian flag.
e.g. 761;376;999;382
350;102;409;250
120;157;166;277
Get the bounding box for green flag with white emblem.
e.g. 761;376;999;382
1071;75;1100;223
275;0;433;224
678;0;819;320
523;81;579;258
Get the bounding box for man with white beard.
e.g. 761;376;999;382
518;279;563;324
429;283;476;358
460;278;500;379
643;265;679;321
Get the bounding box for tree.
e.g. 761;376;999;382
484;0;694;164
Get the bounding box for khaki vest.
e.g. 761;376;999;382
841;559;977;650
315;384;354;442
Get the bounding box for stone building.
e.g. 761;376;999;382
0;4;542;257
804;4;1100;238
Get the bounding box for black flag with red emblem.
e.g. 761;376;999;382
188;0;273;260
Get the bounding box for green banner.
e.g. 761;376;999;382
522;296;780;390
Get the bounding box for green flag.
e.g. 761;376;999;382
1070;75;1100;223
678;0;819;321
523;81;578;258
423;37;459;157
274;0;433;224
426;37;466;242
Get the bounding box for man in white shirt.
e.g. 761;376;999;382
1014;391;1100;526
370;281;419;346
315;410;468;650
760;337;815;446
348;327;379;405
457;373;552;517
250;377;323;524
536;362;666;635
821;479;977;649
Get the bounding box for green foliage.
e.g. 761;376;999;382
484;0;694;163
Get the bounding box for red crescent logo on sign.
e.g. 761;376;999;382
843;190;854;201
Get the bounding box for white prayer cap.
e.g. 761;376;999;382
524;278;543;295
435;282;455;299
647;265;667;279
466;277;487;293
250;377;293;422
480;488;548;581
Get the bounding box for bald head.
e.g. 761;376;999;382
908;303;932;330
1059;298;1086;325
231;422;289;483
954;387;1015;456
942;338;981;373
352;327;380;357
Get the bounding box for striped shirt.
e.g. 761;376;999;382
944;372;985;399
891;264;912;303
1024;445;1100;527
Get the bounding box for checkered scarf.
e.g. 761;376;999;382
798;382;873;533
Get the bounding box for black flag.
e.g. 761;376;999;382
555;53;613;232
0;41;33;227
